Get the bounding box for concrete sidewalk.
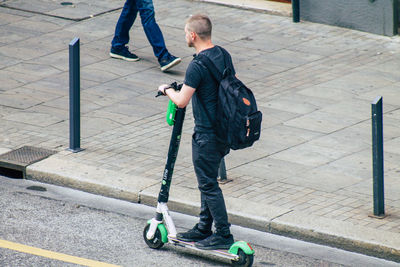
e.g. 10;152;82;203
1;0;400;263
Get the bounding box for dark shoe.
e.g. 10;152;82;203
160;55;181;72
110;46;140;62
194;233;234;250
176;224;212;242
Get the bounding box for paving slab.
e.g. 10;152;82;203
284;165;364;193
283;110;362;134
297;84;357;101
0;0;123;21
0;11;26;25
0;91;43;109
2;112;63;127
196;0;292;16
229;157;311;181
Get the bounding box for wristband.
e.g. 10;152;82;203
164;87;173;95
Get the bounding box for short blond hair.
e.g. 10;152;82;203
186;14;212;40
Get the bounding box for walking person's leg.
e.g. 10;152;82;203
135;0;166;59
136;0;181;71
110;0;140;61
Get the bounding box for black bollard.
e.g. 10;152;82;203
371;96;385;218
218;157;232;184
292;0;300;23
69;37;82;152
218;157;227;181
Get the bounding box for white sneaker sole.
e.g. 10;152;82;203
110;52;140;62
160;57;182;72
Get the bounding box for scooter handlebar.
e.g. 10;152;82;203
155;82;183;97
155;91;165;97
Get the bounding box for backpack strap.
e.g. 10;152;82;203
197;46;234;81
195;53;223;83
192;54;221;130
217;46;232;73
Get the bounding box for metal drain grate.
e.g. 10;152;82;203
0;146;56;172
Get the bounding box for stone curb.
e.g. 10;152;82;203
26;157;158;204
270;212;400;263
24;155;400;263
195;0;292;16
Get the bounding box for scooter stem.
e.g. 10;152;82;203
158;107;186;203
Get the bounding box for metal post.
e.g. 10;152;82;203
69;37;82;152
394;0;399;35
292;0;300;23
218;157;232;184
371;96;385;218
218;157;227;181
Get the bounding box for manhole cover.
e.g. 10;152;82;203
0;146;55;172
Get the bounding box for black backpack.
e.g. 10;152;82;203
196;47;262;150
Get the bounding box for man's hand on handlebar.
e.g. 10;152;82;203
158;84;171;96
156;82;183;97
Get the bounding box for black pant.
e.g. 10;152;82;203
192;132;230;236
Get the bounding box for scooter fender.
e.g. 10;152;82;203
228;241;255;255
147;220;168;244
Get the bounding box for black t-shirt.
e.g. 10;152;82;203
184;46;235;133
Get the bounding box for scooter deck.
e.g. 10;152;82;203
168;236;239;261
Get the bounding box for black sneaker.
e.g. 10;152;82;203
110;46;140;62
176;224;212;242
194;233;234;250
160;55;181;72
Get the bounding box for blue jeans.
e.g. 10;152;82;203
111;0;169;61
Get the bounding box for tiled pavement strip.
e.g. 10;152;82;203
1;0;400;261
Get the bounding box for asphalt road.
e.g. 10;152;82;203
0;176;398;267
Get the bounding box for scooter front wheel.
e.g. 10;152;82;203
231;248;254;267
143;224;164;249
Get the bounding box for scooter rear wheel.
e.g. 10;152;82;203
143;224;164;249
231;248;254;267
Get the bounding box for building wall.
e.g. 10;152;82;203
299;0;398;36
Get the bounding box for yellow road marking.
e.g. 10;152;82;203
0;239;121;267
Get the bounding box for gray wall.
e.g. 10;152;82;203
300;0;398;36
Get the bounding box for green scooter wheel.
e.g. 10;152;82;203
143;224;164;249
231;248;254;267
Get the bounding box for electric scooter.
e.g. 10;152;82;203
143;82;255;266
